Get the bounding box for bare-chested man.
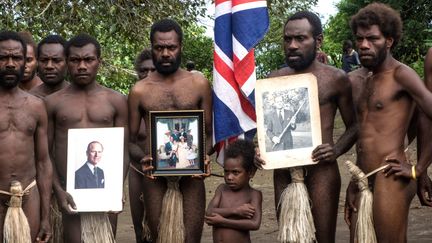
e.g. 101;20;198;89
129;48;154;243
264;11;357;242
45;33;128;243
30;35;69;98
0;31;52;242
416;48;432;207
17;31;43;91
345;3;432;242
128;19;213;243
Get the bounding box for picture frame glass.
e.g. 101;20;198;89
150;110;205;176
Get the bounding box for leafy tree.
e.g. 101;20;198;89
323;0;432;76
0;0;210;93
255;0;318;79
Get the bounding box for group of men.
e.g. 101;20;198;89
0;2;431;243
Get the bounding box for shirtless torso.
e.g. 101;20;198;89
45;40;128;243
129;67;213;242
0;36;52;242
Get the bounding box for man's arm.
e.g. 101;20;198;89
205;190;262;231
112;93;130;180
34;100;53;242
45;97;76;213
312;73;358;162
197;75;214;156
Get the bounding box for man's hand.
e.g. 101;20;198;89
344;181;359;227
311;144;336;163
35;219;51;242
55;189;77;214
192;154;211;179
254;147;265;169
383;158;413;179
204;213;224;226
235;203;256;219
417;172;432;207
272;136;280;144
140;155;155;179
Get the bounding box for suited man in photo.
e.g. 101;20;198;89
75;141;105;189
266;96;296;151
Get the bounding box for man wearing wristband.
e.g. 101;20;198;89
345;3;432;242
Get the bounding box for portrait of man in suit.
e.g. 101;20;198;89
266;96;297;152
75;141;105;189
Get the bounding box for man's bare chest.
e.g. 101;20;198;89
141;87;200;111
0;105;37;135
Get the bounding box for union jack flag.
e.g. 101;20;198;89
213;0;269;165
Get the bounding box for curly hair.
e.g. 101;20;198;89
350;3;402;49
224;139;257;173
150;19;183;45
285;11;322;39
134;48;152;72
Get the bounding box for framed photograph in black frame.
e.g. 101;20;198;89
149;110;205;176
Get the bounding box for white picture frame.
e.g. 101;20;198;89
255;73;322;169
66;127;124;212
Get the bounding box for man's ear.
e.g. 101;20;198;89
385;37;394;50
315;34;324;49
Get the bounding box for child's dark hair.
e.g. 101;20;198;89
225;139;257;173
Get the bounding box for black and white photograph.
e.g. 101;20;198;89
255;73;322;169
150;110;205;176
66;127;124;212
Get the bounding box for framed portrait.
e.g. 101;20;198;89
255;73;322;169
149;110;205;176
66;127;124;212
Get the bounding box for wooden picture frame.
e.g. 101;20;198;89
255;73;322;169
149;110;205;176
66;127;124;212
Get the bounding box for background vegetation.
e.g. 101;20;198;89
1;0;431;91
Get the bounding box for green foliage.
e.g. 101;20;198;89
0;0;209;94
323;0;432;73
255;0;318;79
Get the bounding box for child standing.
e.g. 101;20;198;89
205;139;262;243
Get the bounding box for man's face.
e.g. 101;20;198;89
355;25;390;69
22;44;37;82
38;43;67;85
275;97;284;110
0;40;25;89
87;143;103;166
284;18;318;71
152;30;182;75
67;44;100;86
136;59;155;80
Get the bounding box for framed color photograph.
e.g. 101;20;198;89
255;73;322;169
66;127;124;212
149;110;205;176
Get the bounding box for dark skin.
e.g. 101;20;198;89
129;57;154;243
19;44;42;91
128;29;213;243
263;18;357;243
45;43;129;243
345;25;432;242
0;39;52;242
415;47;432;207
205;157;262;243
30;43;69;98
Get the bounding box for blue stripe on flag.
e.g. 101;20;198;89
213;92;244;142
214;14;233;60
232;8;269;50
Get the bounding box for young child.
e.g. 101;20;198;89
205;139;262;243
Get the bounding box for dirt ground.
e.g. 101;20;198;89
116;120;432;242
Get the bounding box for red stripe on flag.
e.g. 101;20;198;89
232;0;263;7
233;50;255;87
216;0;231;5
214;53;256;121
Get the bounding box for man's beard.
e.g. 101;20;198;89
360;47;387;70
0;67;24;89
22;69;36;83
153;54;182;75
285;47;317;71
